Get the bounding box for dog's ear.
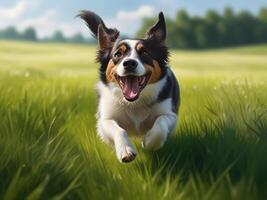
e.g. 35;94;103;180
145;12;166;43
97;24;117;50
78;10;119;50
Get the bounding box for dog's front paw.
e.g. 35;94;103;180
142;129;167;151
115;144;137;163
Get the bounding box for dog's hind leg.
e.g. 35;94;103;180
142;114;177;151
97;119;137;163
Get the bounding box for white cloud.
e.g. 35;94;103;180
0;2;158;38
0;0;27;19
0;0;41;29
17;9;58;37
0;0;80;38
117;5;155;21
17;10;88;38
59;21;90;38
105;5;156;36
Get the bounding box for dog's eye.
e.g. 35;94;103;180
114;51;122;58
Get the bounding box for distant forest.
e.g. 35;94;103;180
0;27;93;44
137;7;267;49
1;7;267;48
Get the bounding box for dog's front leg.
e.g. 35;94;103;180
98;119;137;162
142;114;177;151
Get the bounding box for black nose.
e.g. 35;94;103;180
123;59;138;71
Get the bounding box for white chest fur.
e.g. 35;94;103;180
124;106;150;131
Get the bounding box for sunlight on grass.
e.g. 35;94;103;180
0;40;266;199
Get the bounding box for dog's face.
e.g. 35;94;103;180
79;11;169;102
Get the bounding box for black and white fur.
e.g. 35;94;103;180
79;10;180;163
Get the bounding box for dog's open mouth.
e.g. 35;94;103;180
115;73;151;102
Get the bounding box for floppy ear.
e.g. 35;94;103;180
145;12;166;43
78;10;119;50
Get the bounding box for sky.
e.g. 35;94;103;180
0;0;267;38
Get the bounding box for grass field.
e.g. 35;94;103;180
0;40;267;200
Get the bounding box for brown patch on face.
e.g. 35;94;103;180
114;43;128;57
145;60;162;84
136;43;144;51
105;59;117;83
105;44;129;83
118;44;127;53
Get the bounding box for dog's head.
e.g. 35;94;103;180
79;11;169;102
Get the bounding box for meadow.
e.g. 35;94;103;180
0;40;267;200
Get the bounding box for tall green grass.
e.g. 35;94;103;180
0;41;267;200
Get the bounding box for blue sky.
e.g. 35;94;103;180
0;0;267;38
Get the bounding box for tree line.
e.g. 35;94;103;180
1;7;267;48
0;26;93;44
136;7;267;49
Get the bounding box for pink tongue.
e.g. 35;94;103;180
122;76;140;100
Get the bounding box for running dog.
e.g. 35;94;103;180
79;10;180;163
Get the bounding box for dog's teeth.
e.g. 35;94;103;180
138;77;143;85
141;77;146;85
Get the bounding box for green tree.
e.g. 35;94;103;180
135;18;155;39
259;8;267;22
51;31;66;42
70;33;85;43
22;27;37;41
236;11;255;44
173;10;196;48
257;8;267;42
1;26;20;39
193;17;208;48
218;7;238;46
136;7;267;49
204;10;221;47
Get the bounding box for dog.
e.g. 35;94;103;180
79;10;180;163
